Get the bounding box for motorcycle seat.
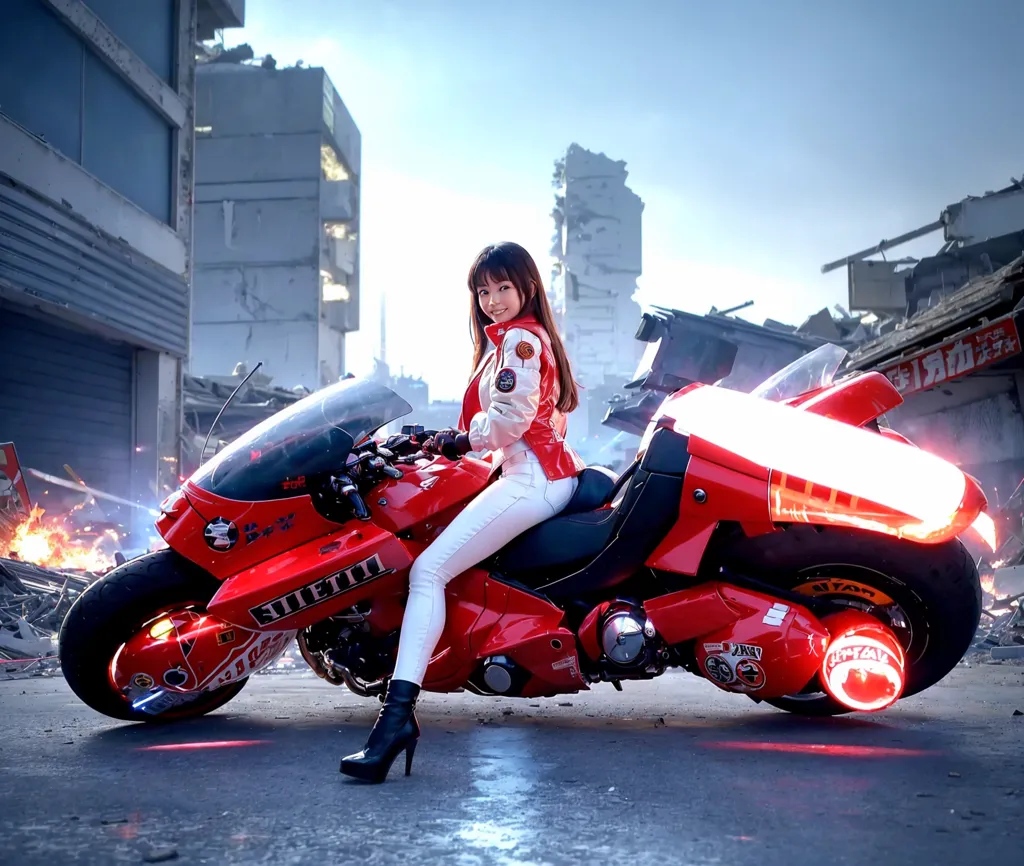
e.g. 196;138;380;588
488;428;690;598
491;507;620;588
485;467;620;588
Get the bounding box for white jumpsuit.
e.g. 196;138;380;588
391;327;579;686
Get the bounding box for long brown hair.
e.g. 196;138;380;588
467;242;580;414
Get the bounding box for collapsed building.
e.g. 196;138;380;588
847;256;1024;500
191;50;362;392
0;0;246;541
828;178;1024;503
606;175;1024;487
549;144;645;454
603;306;827;443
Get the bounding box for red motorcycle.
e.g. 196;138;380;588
59;344;994;721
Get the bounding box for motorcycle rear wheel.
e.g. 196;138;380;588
708;525;981;716
59;549;249;722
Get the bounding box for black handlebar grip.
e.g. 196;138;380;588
348;490;371;521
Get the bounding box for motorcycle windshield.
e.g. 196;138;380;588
189;378;413;503
748;343;849;401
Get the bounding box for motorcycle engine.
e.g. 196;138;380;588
600;604;657;667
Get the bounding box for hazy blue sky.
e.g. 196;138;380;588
234;0;1024;399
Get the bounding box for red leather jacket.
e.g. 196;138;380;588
457;316;585;482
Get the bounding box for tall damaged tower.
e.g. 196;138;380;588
549;144;644;396
191;59;361;392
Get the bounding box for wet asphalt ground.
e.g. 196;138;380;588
1;663;1023;866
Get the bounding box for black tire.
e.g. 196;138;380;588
58;548;249;722
706;525;981;716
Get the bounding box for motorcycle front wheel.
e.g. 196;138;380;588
59;549;249;722
707;524;982;716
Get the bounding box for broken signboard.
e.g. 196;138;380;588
880;313;1022;397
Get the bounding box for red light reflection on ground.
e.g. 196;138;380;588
136;739;271;752
701;741;938;758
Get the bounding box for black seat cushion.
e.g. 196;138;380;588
562;466;618;515
490;508;619;589
490;429;689;598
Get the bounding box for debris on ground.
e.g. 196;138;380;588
966;552;1024;667
0;557;98;679
963;584;1024;665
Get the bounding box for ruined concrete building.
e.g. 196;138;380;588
825;176;1024;520
549;144;644;439
847;256;1024;505
823;177;1024;320
191;55;361;391
0;0;245;533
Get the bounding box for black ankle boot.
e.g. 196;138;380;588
339;679;421;783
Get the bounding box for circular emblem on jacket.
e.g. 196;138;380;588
515;340;535;360
204;517;239;551
496;368;517;393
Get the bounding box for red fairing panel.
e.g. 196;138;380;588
477;587;587;698
645;454;772;576
646;582;829;700
878;427;915;446
157;483;341;580
111;611;295;695
420;573;586;697
655;383;987;539
207;523;414;631
795;371;903;427
421;568;504;689
371;457;491;535
577;602;612;662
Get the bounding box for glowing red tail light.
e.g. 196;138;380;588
820;612;906;712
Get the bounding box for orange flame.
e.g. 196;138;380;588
1;505;118;572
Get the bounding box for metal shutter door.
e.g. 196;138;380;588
0;309;133;499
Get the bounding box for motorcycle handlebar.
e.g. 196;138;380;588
330;473;371;521
348;490;371;520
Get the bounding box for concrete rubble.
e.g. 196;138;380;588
0;550;308;681
966;589;1024;664
965;476;1024;663
0;557;96;679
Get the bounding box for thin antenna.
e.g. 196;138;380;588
201;362;263;466
380;293;387;365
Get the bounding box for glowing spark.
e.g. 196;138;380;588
136;740;271;752
969;512;997;550
701;742;938;757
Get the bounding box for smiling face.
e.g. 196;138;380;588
474;273;524;324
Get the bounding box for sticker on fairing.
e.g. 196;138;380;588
733;659;766;690
496;368;517;393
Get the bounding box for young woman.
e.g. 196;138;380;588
340;241;585;783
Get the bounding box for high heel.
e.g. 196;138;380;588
404;739;417;776
340;679;421;783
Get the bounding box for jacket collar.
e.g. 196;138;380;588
485;314;539;346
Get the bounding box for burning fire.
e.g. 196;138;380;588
1;505;119;572
981;573;996;596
